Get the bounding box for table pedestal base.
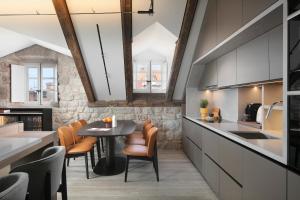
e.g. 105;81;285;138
93;156;126;176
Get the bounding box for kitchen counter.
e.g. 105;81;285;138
0;130;56;169
184;116;286;164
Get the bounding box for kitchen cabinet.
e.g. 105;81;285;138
203;60;218;88
287;170;300;200
217;0;243;43
269;24;283;80
203;128;220;163
219;136;243;184
242;149;286;200
196;0;217;57
242;0;278;24
219;170;242;200
203;154;220;195
183;118;203;149
217;50;237;87
237;33;269;84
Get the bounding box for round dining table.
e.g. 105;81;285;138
77;120;136;176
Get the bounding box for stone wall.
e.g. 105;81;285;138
0;45;182;149
0;62;10;107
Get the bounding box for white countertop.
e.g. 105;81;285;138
184;116;286;164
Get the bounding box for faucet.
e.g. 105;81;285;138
265;101;283;119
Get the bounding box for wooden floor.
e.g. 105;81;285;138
59;150;218;200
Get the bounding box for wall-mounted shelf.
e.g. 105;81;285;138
193;0;283;65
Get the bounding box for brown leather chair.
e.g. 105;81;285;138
58;126;95;179
79;119;105;155
125;123;154;145
123;127;159;182
69;121;102;161
126;119;151;139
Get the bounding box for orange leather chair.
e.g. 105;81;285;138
69;121;102;161
79;119;105;155
125;123;154;145
126;119;151;139
57;126;95;179
123;127;159;182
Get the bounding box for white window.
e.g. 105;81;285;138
11;63;58;105
133;60;168;93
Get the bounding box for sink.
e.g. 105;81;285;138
228;131;278;139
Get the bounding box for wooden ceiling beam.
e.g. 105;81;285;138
120;0;133;102
166;0;198;101
52;0;96;102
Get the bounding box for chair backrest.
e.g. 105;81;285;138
79;119;88;126
11;146;66;200
69;121;83;143
57;126;75;149
143;123;154;144
0;172;28;200
146;127;158;157
143;119;151;128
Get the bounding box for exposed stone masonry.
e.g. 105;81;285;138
0;45;182;149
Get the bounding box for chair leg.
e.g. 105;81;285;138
84;154;89;179
90;148;95;168
153;154;159;182
124;156;130;182
96;138;101;160
67;158;70;167
101;137;105;153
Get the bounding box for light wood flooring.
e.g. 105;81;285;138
59;150;218;200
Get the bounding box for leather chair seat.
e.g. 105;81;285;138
82;136;97;145
125;137;145;145
123;145;148;157
67;142;93;154
126;131;143;139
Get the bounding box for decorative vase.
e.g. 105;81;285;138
200;108;208;120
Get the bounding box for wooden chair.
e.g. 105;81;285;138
79;119;105;154
125;123;154;145
126;119;151;139
57;126;95;179
123;127;159;182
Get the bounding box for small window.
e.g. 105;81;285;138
133;60;168;93
11;63;58;105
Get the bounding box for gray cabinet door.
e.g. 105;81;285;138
204;60;218;87
219;170;242;200
287;171;300;200
219;137;243;184
217;50;237;87
242;149;286;200
183;118;202;149
196;0;217;57
203;154;220;196
217;0;243;43
237;33;269;84
242;0;278;24
269;24;283;80
203;129;220;163
191;141;203;172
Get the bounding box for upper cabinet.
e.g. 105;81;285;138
196;0;217;57
201;60;218;88
217;50;237;87
217;0;243;43
236;33;269;84
242;0;278;24
269;24;283;80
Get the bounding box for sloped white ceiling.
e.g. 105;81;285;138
132;0;187;37
0;0;70;56
66;0;126;101
0;27;34;57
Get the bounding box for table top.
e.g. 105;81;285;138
77;120;137;137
